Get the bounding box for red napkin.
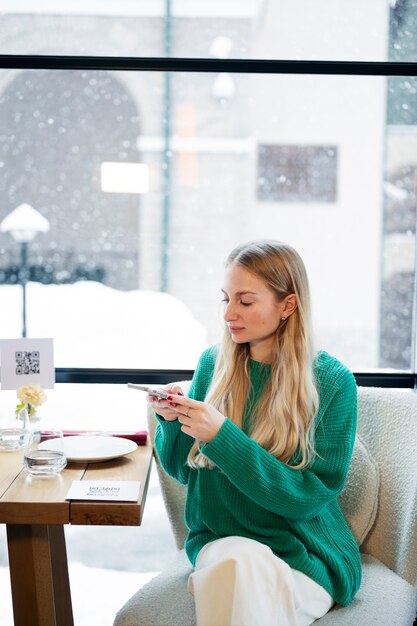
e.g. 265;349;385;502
112;431;148;445
41;430;148;445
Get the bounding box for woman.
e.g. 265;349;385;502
149;240;361;626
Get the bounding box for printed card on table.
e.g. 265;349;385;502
0;338;54;390
66;480;141;502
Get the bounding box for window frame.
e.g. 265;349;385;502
54;367;416;388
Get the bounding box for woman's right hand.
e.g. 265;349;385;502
147;383;184;421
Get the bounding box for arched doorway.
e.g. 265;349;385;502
0;69;142;289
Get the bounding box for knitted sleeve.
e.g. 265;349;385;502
200;363;357;520
154;347;216;485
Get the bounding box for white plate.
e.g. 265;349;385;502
39;435;138;463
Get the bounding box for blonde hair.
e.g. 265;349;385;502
188;240;319;470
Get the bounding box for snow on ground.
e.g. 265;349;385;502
0;281;209;369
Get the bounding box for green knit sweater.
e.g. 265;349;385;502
155;346;362;606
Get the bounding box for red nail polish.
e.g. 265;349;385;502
178;391;184;396
167;395;173;401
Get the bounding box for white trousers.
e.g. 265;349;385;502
188;536;334;626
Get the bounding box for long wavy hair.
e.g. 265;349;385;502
187;240;319;470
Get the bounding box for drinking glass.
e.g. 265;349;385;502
24;428;67;475
0;408;30;451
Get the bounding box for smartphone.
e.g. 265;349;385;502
127;383;168;399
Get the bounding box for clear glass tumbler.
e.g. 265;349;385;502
24;428;67;475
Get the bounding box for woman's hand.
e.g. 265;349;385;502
147;383;184;422
165;393;226;442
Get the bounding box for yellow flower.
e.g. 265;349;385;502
16;384;47;408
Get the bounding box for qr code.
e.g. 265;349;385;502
15;351;40;375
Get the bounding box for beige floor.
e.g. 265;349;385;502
0;564;157;626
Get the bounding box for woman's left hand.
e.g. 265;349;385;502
166;393;226;442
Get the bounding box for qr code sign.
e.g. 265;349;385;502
15;351;40;375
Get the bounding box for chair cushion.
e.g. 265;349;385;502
113;550;195;626
317;554;416;626
113;552;416;626
338;435;379;546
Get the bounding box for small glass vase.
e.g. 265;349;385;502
0;407;31;451
27;406;41;422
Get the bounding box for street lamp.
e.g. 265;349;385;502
0;203;50;337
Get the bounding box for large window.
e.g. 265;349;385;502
0;1;416;380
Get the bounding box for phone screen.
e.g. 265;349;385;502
127;383;168;399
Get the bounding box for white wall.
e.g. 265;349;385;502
247;1;390;367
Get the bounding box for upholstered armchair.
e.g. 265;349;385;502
115;386;417;626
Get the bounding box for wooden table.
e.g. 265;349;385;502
0;441;153;626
